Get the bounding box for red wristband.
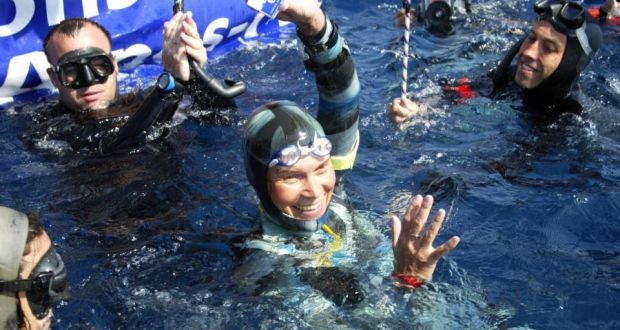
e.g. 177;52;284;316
391;272;424;288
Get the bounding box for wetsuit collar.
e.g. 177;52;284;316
260;205;331;237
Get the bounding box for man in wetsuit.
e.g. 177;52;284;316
45;12;205;117
34;12;207;152
0;207;68;330
390;0;604;123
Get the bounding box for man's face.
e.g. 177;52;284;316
46;24;118;113
514;20;567;89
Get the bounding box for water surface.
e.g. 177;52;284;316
1;0;619;328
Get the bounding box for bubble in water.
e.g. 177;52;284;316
133;287;150;297
155;290;172;302
613;79;620;95
573;194;589;204
413;154;435;165
34;139;71;154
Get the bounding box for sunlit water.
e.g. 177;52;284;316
1;0;619;328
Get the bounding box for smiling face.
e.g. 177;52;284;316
266;151;336;221
46;23;118;114
514;20;567;89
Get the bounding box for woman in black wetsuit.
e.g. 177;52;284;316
241;0;460;306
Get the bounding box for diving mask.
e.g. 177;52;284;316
0;245;68;320
54;47;115;89
268;132;332;168
534;0;593;56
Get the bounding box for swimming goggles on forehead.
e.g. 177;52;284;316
0;246;68;320
54;47;115;89
268;132;332;168
533;0;593;56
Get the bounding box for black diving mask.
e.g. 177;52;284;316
54;47;115;89
0;246;69;320
534;0;593;56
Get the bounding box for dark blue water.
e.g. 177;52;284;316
2;0;620;328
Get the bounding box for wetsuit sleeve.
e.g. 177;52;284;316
298;15;361;172
101;87;180;153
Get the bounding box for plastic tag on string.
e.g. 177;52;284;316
247;0;284;19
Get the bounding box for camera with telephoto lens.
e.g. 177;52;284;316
420;0;454;28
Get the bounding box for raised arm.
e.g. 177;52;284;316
102;11;207;153
162;11;207;82
277;0;361;171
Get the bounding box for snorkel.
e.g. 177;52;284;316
172;0;246;99
243;101;333;235
103;1;247;152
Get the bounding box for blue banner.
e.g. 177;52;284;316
0;0;299;106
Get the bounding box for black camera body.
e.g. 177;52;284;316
420;0;455;28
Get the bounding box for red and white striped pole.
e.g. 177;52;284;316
401;0;412;103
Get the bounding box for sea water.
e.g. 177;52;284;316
1;0;619;328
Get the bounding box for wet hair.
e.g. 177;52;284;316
43;18;112;63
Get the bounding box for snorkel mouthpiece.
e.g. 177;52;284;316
172;0;245;99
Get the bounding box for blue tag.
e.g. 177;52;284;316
247;0;283;18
